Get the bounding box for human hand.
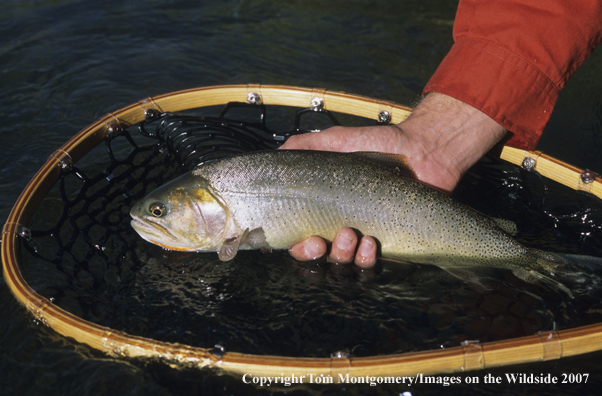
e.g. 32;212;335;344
281;92;507;265
288;227;378;269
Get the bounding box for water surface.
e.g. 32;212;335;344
2;1;602;395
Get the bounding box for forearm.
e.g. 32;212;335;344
426;0;602;149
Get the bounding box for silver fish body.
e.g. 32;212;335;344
130;150;598;296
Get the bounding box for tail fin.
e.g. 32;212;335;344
531;249;602;272
519;249;602;298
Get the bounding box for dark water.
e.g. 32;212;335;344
2;1;602;395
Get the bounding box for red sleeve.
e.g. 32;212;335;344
423;0;602;149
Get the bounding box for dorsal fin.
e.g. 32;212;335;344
349;152;417;179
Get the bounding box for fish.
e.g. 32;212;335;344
130;150;600;297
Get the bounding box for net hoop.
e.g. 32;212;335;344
3;84;602;377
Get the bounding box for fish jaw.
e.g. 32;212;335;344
130;217;200;251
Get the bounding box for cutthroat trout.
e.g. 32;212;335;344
130;150;599;297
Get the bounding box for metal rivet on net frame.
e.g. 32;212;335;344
331;351;350;359
580;169;597;184
107;122;123;137
247;92;262;105
49;150;73;172
19;226;32;241
310;97;324;111
2;224;32;241
58;156;73;171
208;344;225;360
378;110;391;123
144;108;160;121
521;156;536;171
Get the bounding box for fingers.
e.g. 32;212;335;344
329;229;377;268
288;228;378;269
330;230;377;269
354;236;377;268
328;227;359;264
288;236;327;261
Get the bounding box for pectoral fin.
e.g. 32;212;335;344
218;228;250;261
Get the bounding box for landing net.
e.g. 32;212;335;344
3;85;602;378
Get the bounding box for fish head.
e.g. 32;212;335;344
130;172;229;251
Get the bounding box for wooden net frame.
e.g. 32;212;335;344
3;84;602;378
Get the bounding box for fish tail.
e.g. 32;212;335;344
521;248;602;298
512;268;574;299
530;248;602;271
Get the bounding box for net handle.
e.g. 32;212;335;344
3;84;602;378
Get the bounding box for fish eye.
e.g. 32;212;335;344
149;203;166;217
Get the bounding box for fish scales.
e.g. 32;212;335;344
193;151;528;266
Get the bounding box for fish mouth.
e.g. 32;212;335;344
130;218;195;251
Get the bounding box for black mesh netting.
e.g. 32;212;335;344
18;102;602;360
